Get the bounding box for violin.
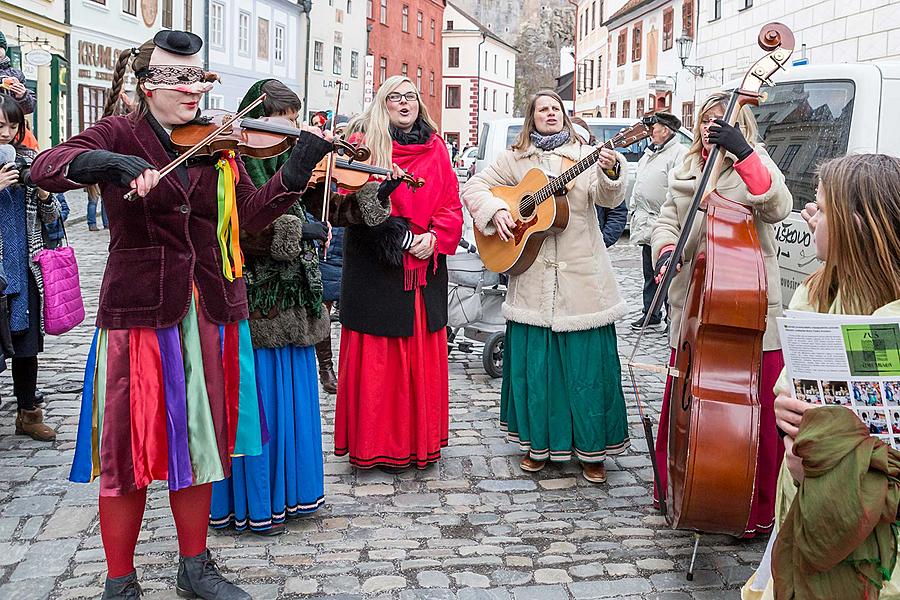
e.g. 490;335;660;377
309;154;425;192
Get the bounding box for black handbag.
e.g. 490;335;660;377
0;295;15;357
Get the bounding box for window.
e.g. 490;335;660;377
239;12;251;55
367;0;372;19
336;9;344;23
417;11;423;37
379;56;387;84
211;2;224;47
493;54;497;73
609;102;616;118
682;101;694;129
743;0;753;8
448;47;459;67
632;22;642;62
778;145;801;171
446;85;461;108
314;41;324;71
207;95;224;110
636;98;645;117
591;2;596;29
350;51;359;78
416;66;422;90
258;18;269;60
597;56;603;88
79;84;109;131
380;0;387;24
446;20;453;30
123;0;137;16
505;92;509;113
401;63;408;77
162;0;173;28
711;0;721;21
429;71;435;96
617;29;627;66
492;89;497;111
483;87;488;110
622;100;630;118
445;132;460;148
506;59;510;78
484;50;488;69
333;47;342;74
347;0;352;13
184;0;192;31
274;25;285;62
402;5;409;32
683;0;695;36
663;8;674;50
88;0;106;5
430;19;436;43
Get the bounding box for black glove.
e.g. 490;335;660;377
378;177;403;200
301;222;328;242
654;250;682;281
67;150;154;187
708;119;753;162
281;131;333;192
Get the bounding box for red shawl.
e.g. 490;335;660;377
390;133;463;289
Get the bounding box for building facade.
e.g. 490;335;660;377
207;0;305;113
573;0;608;116
366;0;446;125
603;0;699;127
694;0;900;99
305;0;367;121
69;0;206;135
0;0;69;147
441;1;517;149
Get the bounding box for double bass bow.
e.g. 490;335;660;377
627;23;795;537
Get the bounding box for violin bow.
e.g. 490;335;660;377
124;94;268;202
320;81;344;260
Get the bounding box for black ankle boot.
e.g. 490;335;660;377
175;549;250;599
102;571;142;599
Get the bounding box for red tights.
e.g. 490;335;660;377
99;483;212;578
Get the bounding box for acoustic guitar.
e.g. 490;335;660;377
475;121;651;275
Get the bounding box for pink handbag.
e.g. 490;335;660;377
33;238;85;335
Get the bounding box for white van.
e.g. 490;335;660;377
747;63;900;303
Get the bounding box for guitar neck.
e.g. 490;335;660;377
533;139;615;204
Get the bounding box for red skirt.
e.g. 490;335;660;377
653;348;785;537
334;290;449;468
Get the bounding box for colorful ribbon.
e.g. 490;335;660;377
215;151;244;281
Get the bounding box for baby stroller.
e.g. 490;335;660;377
447;240;507;378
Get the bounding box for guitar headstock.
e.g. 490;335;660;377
610;121;651;149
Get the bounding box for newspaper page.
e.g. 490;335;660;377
777;313;900;449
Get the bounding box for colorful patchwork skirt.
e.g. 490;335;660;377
69;292;264;497
210;344;325;532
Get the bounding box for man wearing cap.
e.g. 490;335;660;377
0;31;36;115
629;112;687;332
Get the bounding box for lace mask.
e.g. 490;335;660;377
141;65;215;94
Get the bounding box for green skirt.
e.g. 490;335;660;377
501;321;630;463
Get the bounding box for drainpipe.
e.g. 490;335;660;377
204;0;210;108
475;32;486;146
301;0;313;120
568;0;579;114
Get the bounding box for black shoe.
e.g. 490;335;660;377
102;571;142;599
377;464;409;474
631;316;667;333
175;549;250;599
34;389;45;408
249;523;285;537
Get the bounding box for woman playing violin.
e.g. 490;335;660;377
29;31;332;599
462;90;630;485
650;91;792;537
332;75;463;472
209;78;331;537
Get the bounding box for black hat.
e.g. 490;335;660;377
651;111;682;131
153;30;203;56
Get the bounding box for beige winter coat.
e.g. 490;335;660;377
651;146;792;351
462;142;629;332
629;137;688;246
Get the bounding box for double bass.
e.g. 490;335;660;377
637;23;795;537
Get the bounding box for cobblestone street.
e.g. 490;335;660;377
0;222;766;600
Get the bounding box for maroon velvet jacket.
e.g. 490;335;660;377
31;114;302;330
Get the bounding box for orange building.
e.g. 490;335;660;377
367;0;446;127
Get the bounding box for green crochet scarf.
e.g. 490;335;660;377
239;79;322;317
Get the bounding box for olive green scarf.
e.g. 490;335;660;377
238;79;322;316
774;406;900;599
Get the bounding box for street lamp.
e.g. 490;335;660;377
676;30;704;77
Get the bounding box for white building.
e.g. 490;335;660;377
603;0;699;128
694;0;900;100
305;0;367;121
573;0;608;117
207;0;306;114
441;1;517;150
69;0;205;134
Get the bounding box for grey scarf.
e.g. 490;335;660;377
530;129;571;151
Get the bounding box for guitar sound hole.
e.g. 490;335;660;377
519;196;535;219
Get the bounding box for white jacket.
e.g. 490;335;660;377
629;137;688;246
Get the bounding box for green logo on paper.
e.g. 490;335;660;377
842;323;900;377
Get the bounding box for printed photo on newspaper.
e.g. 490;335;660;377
777;312;900;449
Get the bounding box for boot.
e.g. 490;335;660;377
315;337;338;394
581;461;608;484
102;571;142;599
15;408;56;442
519;455;546;473
175;549;250;600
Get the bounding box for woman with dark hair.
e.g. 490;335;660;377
30;31;332;599
210;78;328;536
462;90;630;484
0;94;61;442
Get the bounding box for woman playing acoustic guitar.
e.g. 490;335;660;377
462;90;630;484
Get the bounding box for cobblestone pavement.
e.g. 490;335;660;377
0;223;766;600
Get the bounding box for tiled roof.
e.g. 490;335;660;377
604;0;657;26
